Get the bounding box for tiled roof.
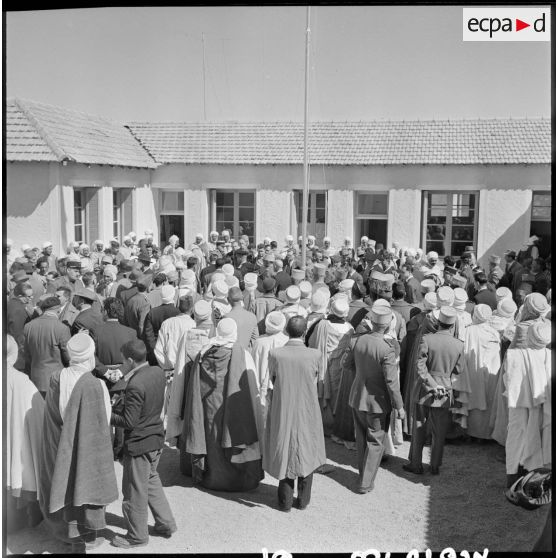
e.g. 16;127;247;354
6;100;58;162
5;98;157;168
127;119;551;165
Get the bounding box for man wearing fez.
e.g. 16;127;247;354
404;306;464;476
344;306;404;494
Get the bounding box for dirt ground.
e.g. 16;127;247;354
6;437;549;555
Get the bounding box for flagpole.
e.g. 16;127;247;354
301;5;311;272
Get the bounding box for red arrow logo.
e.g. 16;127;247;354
516;18;530;31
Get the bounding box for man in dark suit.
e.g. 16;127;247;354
118;270;141;307
346;306;405;494
71;286;104;337
110;340;176;548
143;285;180;364
7;282;33;368
93;297;137;382
473;272;498;310
400;264;422;305
23;296;71;396
347;262;366;297
124;275;151;338
55;285;79;329
499;250;523;299
391;280;418;324
404;306;464;476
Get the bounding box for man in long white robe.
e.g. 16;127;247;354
504;319;551;487
252;311;289;406
460;304;501;439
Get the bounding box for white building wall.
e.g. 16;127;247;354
6;161;550;266
6;162;61;252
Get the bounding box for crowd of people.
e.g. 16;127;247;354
6;228;553;549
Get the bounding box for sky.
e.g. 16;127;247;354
6;6;551;122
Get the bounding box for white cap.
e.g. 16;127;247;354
286;235;294;242
285;285;301;303
426;251;438;261
144;229;153;236
222;263;234;277
128;231;136;238
311;291;329;312
42;241;53;249
323;236;331;243
21;243;31;251
452;288;468;308
161;285;176;304
331;297;350;318
210;230;219;237
195;232;204;239
244;273;258;289
299;281;312;297
361;236;369;242
308;235;316;241
338;278;355;292
94;239;104;246
212;280;229;298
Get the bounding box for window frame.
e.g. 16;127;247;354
531;191;551;222
421;190;479;257
211;189;256;243
294;190;328;242
113;189;121;239
74;188;86;243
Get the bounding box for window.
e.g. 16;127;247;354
354;192;388;246
113;190;121;238
159;191;184;247
74;189;85;243
531;192;551;221
530;191;552;259
112;189;134;240
422;191;479;257
212;190;256;244
294;190;327;243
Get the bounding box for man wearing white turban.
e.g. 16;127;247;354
39;333;117;550
252;311;289;406
181;318;264;492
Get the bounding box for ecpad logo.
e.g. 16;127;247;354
463;8;550;42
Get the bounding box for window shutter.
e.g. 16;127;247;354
86;188;99;245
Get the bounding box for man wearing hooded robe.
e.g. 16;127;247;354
181;318;264;491
456;304;501;439
39;332;117;549
504;320;552;488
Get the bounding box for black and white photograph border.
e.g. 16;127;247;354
4;3;553;556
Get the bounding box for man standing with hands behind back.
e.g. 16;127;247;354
346;305;405;494
110;339;176;548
